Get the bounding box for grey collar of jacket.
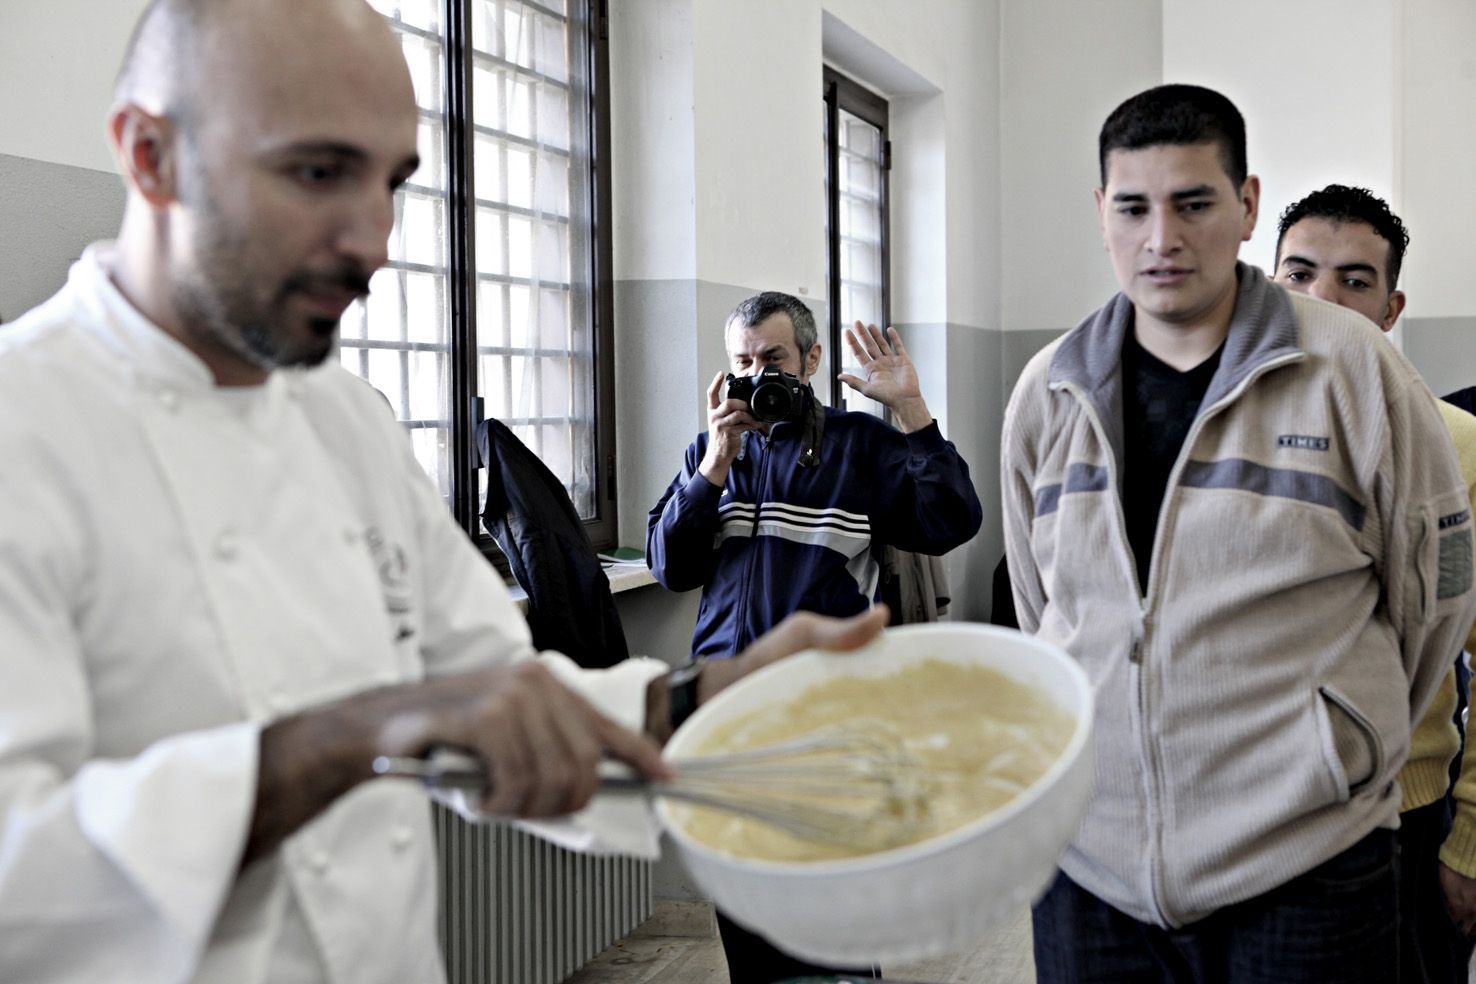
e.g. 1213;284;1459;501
1047;261;1304;418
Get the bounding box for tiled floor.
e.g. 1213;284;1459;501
562;899;1035;983
565;901;1476;983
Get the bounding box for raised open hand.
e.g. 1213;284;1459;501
838;321;932;432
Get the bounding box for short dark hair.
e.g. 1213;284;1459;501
725;291;818;354
1098;84;1247;188
1275;184;1410;289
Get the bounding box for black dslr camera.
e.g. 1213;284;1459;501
726;366;806;424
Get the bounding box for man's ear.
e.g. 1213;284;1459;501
804;343;822;379
1239;174;1261;242
1380;290;1407;334
109;104;180;208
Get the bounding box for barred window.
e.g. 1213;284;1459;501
349;0;616;548
824;68;890;418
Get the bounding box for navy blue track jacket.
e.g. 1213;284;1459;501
646;408;982;657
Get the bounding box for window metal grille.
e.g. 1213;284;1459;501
347;0;615;548
824;69;890;418
345;1;455;495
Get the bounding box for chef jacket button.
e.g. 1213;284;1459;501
158;388;180;412
343;528;359;546
391;825;414;851
310;850;330;874
214;529;239;560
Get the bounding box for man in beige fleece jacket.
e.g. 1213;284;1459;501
1274;183;1476;982
1003;84;1476;983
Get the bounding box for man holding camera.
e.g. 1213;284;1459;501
646;290;982;980
648;291;981;659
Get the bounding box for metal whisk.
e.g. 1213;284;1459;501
373;724;929;850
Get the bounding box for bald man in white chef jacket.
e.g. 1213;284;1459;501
0;1;888;981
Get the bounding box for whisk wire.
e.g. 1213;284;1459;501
654;723;928;848
373;722;930;850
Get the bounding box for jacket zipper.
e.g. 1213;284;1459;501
1057;379;1168;922
1144;353;1303;923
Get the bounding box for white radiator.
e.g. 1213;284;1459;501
434;804;652;984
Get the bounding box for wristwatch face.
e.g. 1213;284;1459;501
668;656;705;687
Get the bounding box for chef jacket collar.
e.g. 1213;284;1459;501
69;243;309;406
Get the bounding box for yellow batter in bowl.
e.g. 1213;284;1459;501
672;657;1075;862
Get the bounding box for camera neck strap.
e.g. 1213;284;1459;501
797;387;825;468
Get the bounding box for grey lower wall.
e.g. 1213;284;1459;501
612;278;701;553
1404;316;1476;400
900;320;1003;624
0;153;125;323
1002;328;1065;404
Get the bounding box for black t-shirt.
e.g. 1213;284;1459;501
1120;331;1223;595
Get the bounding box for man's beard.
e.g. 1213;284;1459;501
171;199;371;373
173;249;371;373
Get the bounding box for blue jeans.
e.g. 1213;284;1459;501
1032;826;1398;983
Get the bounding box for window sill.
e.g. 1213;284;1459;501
607;566;658;594
504;563;658;611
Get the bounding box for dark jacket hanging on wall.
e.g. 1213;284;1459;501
476;418;629;668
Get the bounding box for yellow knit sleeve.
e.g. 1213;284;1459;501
1435;401;1476;874
1438;402;1476;655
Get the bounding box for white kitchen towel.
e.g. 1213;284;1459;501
434;650;670;857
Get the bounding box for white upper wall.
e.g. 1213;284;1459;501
1400;0;1476;317
614;0;1003;331
613;0;833;295
690;0;828;298
824;0;1001;329
610;0;698;282
10;0;1471;328
1161;0;1476;320
1162;0;1398;279
933;0;999;331
0;0;149;172
1000;0;1162;333
886;92;948;325
998;0;1475;332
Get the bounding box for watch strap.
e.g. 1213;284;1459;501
667;656;705;733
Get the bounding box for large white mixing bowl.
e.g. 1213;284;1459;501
657;622;1094;966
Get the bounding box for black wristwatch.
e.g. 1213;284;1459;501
667;656;706;733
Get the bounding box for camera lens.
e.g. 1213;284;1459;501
750;381;793;422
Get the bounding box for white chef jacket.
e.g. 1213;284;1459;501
0;245;665;984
